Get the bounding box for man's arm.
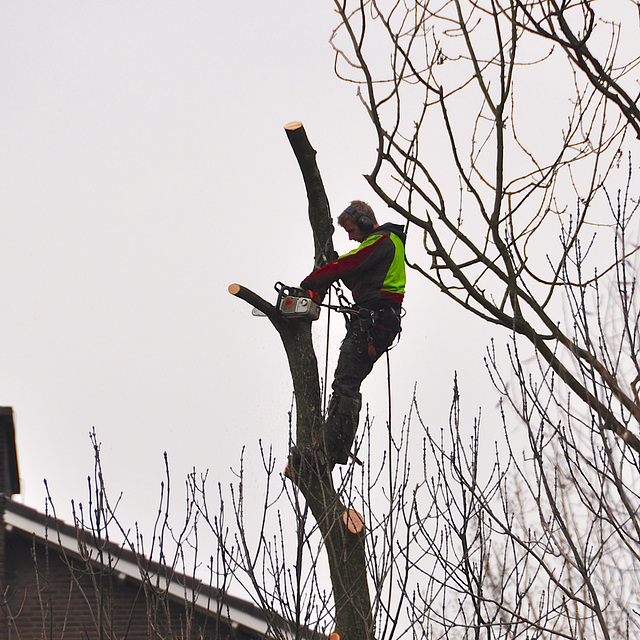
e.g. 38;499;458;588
301;235;387;293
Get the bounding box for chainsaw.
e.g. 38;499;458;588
251;282;360;321
274;282;322;320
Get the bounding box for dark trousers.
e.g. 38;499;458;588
332;310;401;397
322;309;401;466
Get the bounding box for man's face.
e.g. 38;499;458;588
342;220;367;242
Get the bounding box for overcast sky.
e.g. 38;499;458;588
1;2;498;535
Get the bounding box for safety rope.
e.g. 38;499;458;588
322;288;332;414
383;348;394;640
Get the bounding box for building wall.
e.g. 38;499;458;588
0;410;17;640
2;529;249;640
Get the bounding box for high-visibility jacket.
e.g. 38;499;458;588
301;222;406;308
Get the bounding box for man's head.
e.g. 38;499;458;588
338;200;378;242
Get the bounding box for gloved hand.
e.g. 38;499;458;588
305;289;322;303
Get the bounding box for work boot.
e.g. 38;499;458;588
284;445;326;481
322;393;362;470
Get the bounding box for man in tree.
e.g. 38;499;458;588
296;200;406;471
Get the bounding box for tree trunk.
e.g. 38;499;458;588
228;122;374;640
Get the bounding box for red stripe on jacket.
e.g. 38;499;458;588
301;237;385;293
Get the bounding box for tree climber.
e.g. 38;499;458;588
295;200;406;472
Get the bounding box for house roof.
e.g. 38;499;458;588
4;498;290;639
0;406;313;640
1;408;321;640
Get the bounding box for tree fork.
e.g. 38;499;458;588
228;123;374;640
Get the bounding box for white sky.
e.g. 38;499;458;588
1;2;497;533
